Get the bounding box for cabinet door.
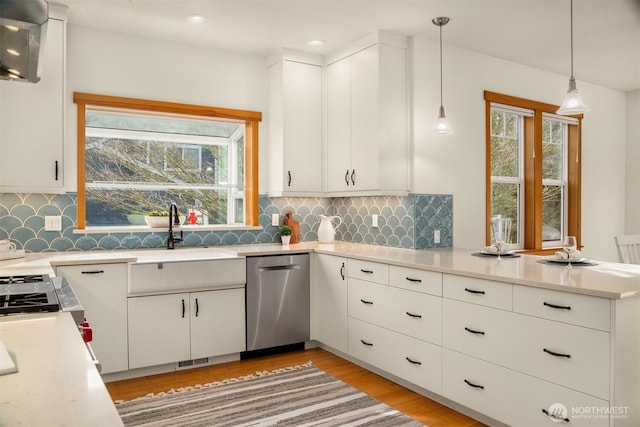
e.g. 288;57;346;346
190;288;246;359
313;254;348;353
326;57;351;192
0;18;64;191
282;60;322;193
57;264;128;374
128;293;190;369
349;44;380;191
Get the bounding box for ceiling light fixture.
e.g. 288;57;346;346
432;16;453;135
3;25;20;32
6;48;20;56
307;40;325;47
557;0;589;116
186;15;208;24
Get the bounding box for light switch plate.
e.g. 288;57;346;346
372;214;379;228
434;229;441;244
271;214;280;227
45;215;62;231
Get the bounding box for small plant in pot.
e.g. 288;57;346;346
278;225;293;245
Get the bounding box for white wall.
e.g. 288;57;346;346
410;36;627;262
626;90;640;234
64;25;269;194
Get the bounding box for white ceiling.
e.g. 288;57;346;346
54;0;640;92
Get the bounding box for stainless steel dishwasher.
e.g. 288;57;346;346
245;254;310;353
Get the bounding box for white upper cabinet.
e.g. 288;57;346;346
0;12;66;192
267;51;323;196
326;32;408;195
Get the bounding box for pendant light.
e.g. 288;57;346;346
432;16;453;135
557;0;589;115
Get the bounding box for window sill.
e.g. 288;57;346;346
74;225;263;234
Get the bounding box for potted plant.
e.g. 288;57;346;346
278;225;292;245
145;210;186;228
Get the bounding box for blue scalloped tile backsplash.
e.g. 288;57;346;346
0;193;452;252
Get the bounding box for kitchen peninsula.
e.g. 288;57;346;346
1;243;639;426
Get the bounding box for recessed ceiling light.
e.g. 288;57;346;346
307;40;326;47
3;25;19;32
187;15;208;24
6;48;20;56
8;68;20;76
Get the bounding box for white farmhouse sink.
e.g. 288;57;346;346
128;248;246;295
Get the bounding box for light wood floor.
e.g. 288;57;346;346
106;348;485;427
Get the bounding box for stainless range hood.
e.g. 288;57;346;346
0;0;48;83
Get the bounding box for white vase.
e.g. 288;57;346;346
281;235;291;245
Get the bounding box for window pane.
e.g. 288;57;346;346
542;119;564;180
542;185;564;242
85;109;243;226
490;182;520;245
490;111;519;178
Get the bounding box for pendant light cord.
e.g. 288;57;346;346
570;0;574;79
439;23;444;107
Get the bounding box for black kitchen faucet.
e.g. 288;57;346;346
167;202;183;249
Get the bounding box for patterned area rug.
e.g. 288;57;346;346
115;362;425;426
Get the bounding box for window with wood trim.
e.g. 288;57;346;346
73;93;261;229
485;91;581;253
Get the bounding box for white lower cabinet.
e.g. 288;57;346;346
128;288;245;369
443;349;609;427
56;263;128;374
348;317;441;393
313;254;348;353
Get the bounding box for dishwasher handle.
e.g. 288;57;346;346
258;264;302;272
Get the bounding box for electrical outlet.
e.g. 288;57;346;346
45;215;62;231
372;214;379;228
434;229;441;244
271;214;280;226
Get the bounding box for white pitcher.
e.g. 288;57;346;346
318;215;342;243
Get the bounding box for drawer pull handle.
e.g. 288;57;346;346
195;298;199;317
542;408;570;422
81;270;104;275
360;339;373;347
406;312;422;318
464;288;485;295
543;302;572;310
340;263;345;280
360;269;374;274
543;348;571;358
405;277;422;283
181;299;186;318
405;357;422;365
360;299;374;305
465;327;485;335
464;379;484;389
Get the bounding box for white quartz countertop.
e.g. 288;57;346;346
0;312;123;427
1;242;639;299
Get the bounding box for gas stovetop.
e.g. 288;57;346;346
0;274;60;316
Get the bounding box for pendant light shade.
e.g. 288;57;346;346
557;0;589;116
433;16;454;135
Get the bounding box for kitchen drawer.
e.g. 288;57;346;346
349;279;442;345
510;313;610;400
443;299;513;366
443;274;512;310
386;286;441;345
443;349;609;427
129;258;246;295
348;259;389;285
348;278;390;325
348;317;392;369
384;328;442;394
389;265;442;296
513;286;611;332
348;317;442;394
